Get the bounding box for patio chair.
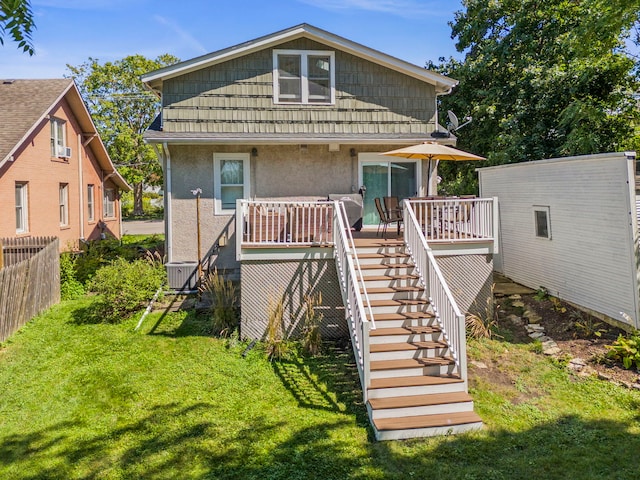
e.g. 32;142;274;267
375;197;402;239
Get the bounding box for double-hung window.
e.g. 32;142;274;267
87;184;95;222
533;205;551;240
214;153;250;214
104;188;115;218
51;117;66;157
59;183;69;227
15;182;29;233
273;50;335;104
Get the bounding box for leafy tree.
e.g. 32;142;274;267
67;54;179;215
0;0;35;55
432;0;640;194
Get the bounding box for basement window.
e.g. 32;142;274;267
533;205;551;239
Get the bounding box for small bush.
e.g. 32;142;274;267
199;269;239;336
301;292;323;356
606;330;640;370
571;311;607;339
265;294;291;360
88;256;166;323
60;253;85;300
466;285;498;339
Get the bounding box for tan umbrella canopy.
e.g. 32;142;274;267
381;141;485;195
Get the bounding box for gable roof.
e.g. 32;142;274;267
141;23;457;93
0;79;129;191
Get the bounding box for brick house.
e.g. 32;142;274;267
0;79;129;249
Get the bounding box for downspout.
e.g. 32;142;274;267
429;85;454;195
162;142;173;263
77;133;84;240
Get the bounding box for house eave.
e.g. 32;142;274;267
141;23;457;93
144;134;457;146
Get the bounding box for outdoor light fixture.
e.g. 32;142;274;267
350;148;357;158
251;147;258;157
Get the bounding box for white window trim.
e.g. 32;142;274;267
87;184;95;222
15;182;29;233
213;153;250;215
273;49;335;105
59;183;69;227
103;188;116;219
51;117;66;157
533;205;552;240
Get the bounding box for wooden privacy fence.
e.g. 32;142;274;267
0;237;60;343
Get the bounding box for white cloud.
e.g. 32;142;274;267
154;15;208;55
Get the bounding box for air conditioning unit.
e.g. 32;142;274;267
58;146;72;158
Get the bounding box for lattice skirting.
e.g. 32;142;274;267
435;254;494;318
240;259;347;340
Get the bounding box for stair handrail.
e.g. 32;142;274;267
332;200;372;399
338;201;376;331
403;200;468;385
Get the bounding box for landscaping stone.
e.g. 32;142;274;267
525;324;544;333
470;361;489;369
632;384;640;391
528;332;545;339
508;294;522;300
512;300;525;308
568;358;587;372
507;314;524;326
525;311;543;323
543;346;562;355
598;372;613;381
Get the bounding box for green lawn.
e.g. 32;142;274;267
1;298;640;479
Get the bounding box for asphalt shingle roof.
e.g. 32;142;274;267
0;78;72;163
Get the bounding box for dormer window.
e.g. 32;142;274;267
273;49;335;104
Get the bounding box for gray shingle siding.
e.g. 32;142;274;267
160;38;436;136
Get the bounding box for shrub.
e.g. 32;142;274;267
606;330;640;370
301;292;323;356
60;253;85;300
466;285;498;339
265;294;291;360
88;256;166;323
199;269;239;336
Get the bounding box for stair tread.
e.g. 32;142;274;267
358;252;410;259
370;341;448;353
370;357;455;370
368;392;473;410
371;312;435;322
354;240;404;247
366;299;430;307
361;274;420;281
370;325;440;336
373;411;483;431
370;374;462;390
359;263;415;270
363;286;425;293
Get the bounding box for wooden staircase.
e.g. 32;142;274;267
354;237;483;440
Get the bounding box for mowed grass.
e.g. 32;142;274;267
1;298;640;479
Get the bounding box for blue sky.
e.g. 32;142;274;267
1;0;465;78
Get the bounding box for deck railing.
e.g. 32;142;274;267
238;200;334;246
403;202;468;385
333;201;373;400
409;197;497;244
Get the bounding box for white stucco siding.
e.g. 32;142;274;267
479;153;639;328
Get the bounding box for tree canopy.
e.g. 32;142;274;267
0;0;35;55
67;54;179;215
432;0;640;194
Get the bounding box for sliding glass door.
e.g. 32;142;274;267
360;156;418;226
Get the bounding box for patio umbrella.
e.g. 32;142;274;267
381;141;485;195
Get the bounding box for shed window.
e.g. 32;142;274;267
104;188;116;218
214;153;250;214
273;50;334;104
50;117;67;157
534;206;551;239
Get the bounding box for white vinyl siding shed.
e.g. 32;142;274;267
478;152;639;329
